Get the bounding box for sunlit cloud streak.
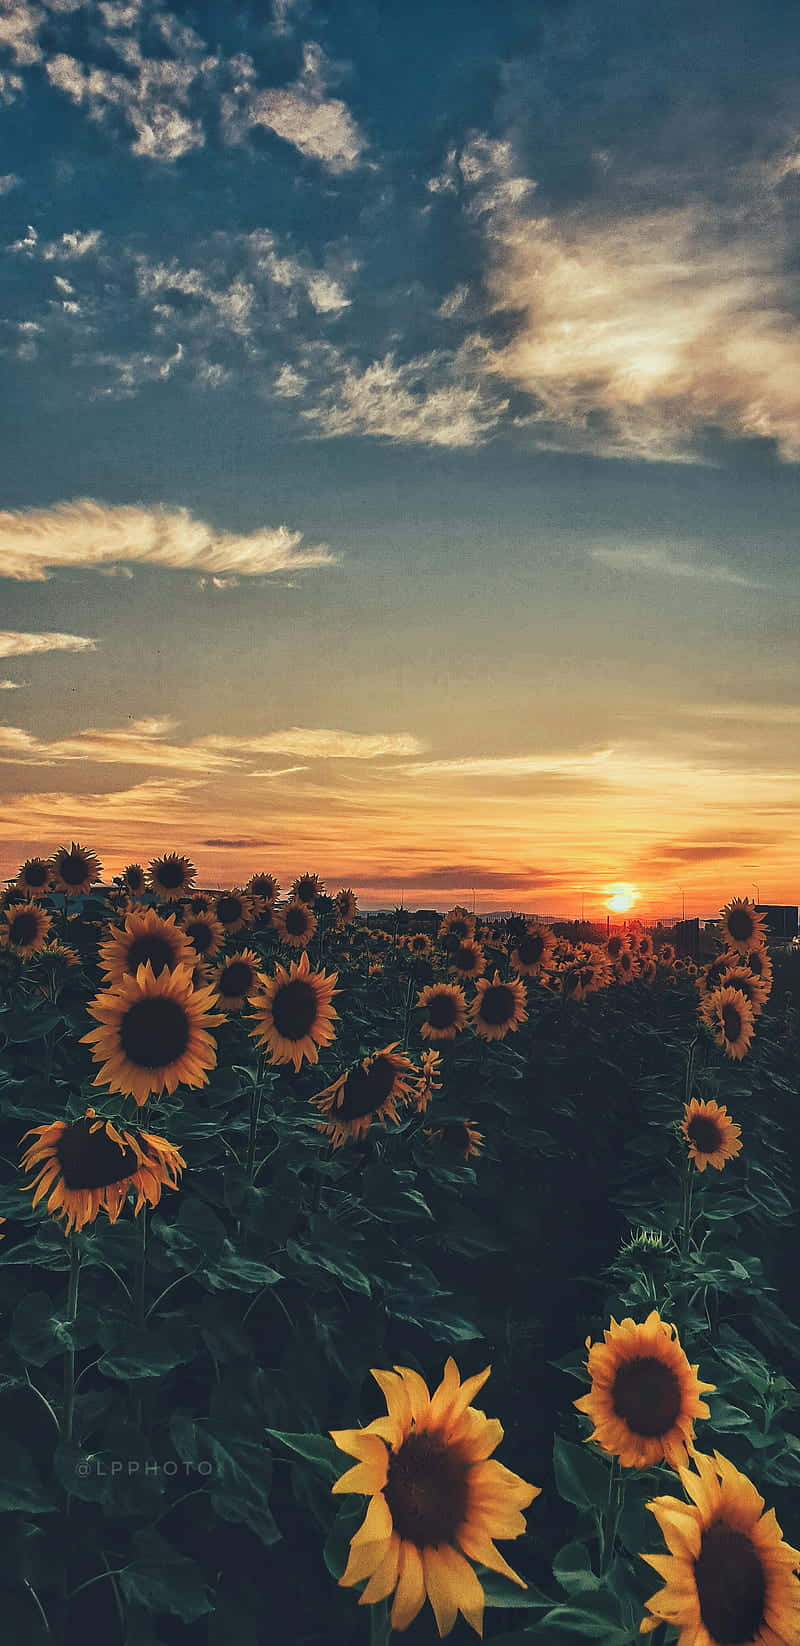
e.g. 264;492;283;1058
0;631;97;657
590;544;766;587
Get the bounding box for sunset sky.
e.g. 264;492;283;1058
1;0;799;914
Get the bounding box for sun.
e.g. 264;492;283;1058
607;884;637;913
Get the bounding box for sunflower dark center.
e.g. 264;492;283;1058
748;951;764;976
251;879;275;900
126;868;144;889
24;863;48;887
220;961;254;997
56;1117;139;1190
442;1123;469;1150
694;1520;766;1645
727;908;755;942
411;936;427;951
10;910;38;945
384;1431;469;1547
611;1356;682;1436
185;920;213;954
579;967;594;987
156;860;186;889
336;1058;397;1120
217;896;244;925
427;991;459;1029
295;879;317;903
271;978;318;1039
119;997;190;1068
447;921;470;941
126;936;176;975
687;1115;723;1153
479;984;516;1025
454;944;479;970
722;1003;744;1041
59;853;90;886
189;897;209;914
285;905;310;936
517;933;545;964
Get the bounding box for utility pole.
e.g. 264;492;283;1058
752;882;760;904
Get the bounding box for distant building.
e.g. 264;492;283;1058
756;905;799;942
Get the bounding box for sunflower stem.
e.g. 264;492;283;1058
680;1156;695;1261
61;1233;81;1444
368;1598;391;1644
137;1203;148;1326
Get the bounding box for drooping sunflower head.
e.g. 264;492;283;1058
605;933;628;960
417;981;468;1041
248;948;338;1071
50;842;102;897
615;948;636;982
121;863;146;896
16;857;51;899
246;871;280;906
640;958;657;985
640;1449;800;1646
147;853;196;901
312;1043;418;1147
574;1309;714;1470
470;972;528;1041
426;1119;484;1161
449;939;486;980
274;898;317;948
717;964;770;1015
20;1107;185;1235
720;897;769;953
701;985;755;1061
186;893;212;915
510;923;555;975
180;910;225;961
409;1048;443;1111
81;962;225;1105
330;1356;540;1637
214;888;254;933
334;887;358;925
38;940;81;971
438;907;476;944
211;949;261;1012
563;950;611;1001
291;871;324;905
98;907;196;987
680;1098;742;1173
745;945;773;984
0;900;52;956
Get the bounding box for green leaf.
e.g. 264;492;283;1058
118;1529;213;1622
9;1291;87;1366
0;1440;55;1513
477;1569;552;1608
552;1541;601;1596
323;1500;365;1579
539;1599;630;1641
266;1428;343;1481
552;1435;611;1511
96;1313;196;1380
285;1236;371;1296
205;1249;283;1292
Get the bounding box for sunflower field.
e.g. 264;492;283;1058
1;847;800;1646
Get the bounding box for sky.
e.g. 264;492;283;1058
1;0;799;915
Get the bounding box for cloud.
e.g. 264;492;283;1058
0;3;42;67
398;748;614;779
370;864;567;892
296;336;508;448
0;173;20;193
0;630;97;657
0;679;26;689
210;727;424;760
45;28;210;162
0;499;335;581
203;837;278;848
223;42;365;173
682;702;800;726
590;544;764;588
0;717;236;772
249;765;309;777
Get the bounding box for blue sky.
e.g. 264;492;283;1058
1;0;799;911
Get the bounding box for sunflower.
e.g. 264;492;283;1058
211;949;261;1012
640;959;658;986
439;908;476;943
407;933;433;957
562;951;611;1002
214;888;254;934
720;897;769;953
81;963;225;1105
574;1310;714;1470
334;887;358;925
274;899;317;949
50;842;102;897
98;908;196;986
180;910;224;961
616;948;636;984
417;982;468;1041
606;934;629;961
331;1356;540;1637
658;943;676;965
744;945;773;985
121;863;147;897
38;940;80;970
426;1121;484;1161
248;948;338;1071
246;872;280;908
0;901;52;956
469;972;528;1041
291;871;323;905
510;923;555;976
449;940;486;981
633;933;654;959
640;1450;800;1645
718;964;770;1015
312;1044;418;1147
20;1107;185;1235
680;1098;742;1173
411;1049;443;1111
147;853;196;901
16;857;51;899
701;986;755;1061
186;893;212;916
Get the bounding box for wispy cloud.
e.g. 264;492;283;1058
398;748;614;779
0;630;97;658
296;336;508;448
222;43;365;173
0;172;20;194
0;679;26;689
0;718;423;772
249;765;309;777
211;727;424;760
0;499;335;581
590;544;764;588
